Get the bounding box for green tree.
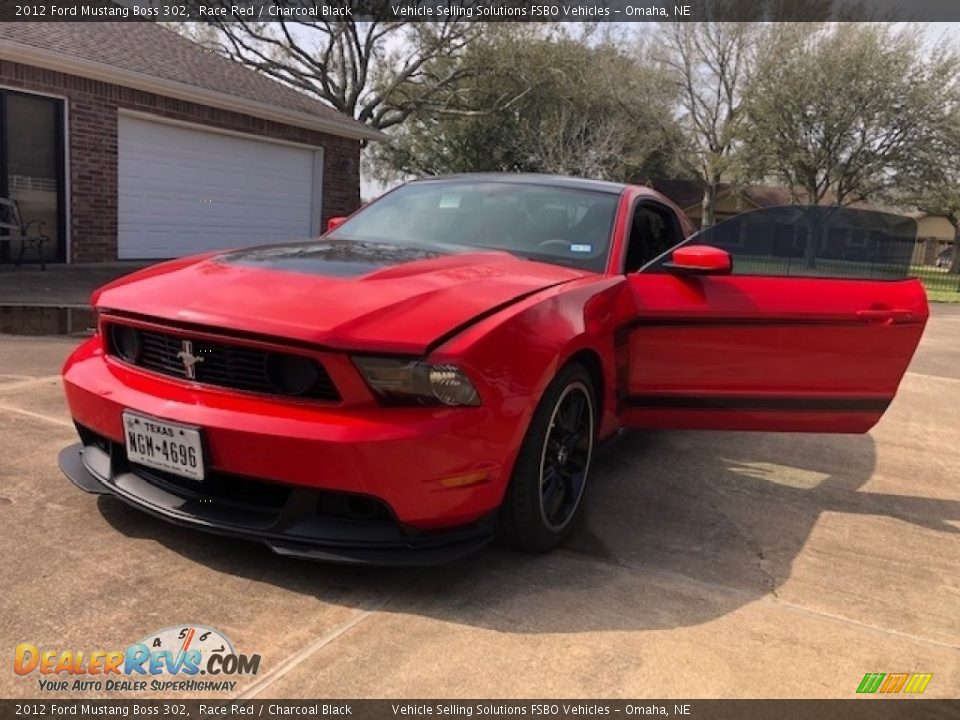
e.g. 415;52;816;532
371;26;686;184
742;24;960;265
746;24;960;206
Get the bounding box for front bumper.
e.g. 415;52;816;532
62;336;522;530
59;440;496;566
58;334;529;565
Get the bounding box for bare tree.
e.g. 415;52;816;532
192;12;481;141
654;21;763;227
534;108;627;180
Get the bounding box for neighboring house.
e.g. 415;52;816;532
907;211;956;267
652;179;919;266
911;211;956;242
0;22;382;264
651;179;883;229
651;179;793;228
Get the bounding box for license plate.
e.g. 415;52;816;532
122;411;205;481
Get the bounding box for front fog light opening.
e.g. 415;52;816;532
266;353;320;395
110;324;142;363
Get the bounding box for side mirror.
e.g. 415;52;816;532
662;245;732;275
325;216;348;233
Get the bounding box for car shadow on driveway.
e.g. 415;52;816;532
96;428;960;634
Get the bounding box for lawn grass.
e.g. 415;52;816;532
911;266;960;303
920;287;960;303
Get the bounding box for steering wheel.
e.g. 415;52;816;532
538;238;570;249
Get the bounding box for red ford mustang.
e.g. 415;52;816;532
59;174;928;564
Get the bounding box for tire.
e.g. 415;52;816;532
500;362;597;552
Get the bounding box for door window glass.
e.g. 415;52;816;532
645;205;917;280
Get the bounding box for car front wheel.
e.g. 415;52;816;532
500;362;596;552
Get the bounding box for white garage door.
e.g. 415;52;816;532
118;115;320;259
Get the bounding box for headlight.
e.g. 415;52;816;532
353;357;480;406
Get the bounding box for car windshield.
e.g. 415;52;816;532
328;180;620;272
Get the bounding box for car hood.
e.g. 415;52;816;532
93;239;589;354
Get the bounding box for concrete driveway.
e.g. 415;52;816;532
1;306;957;699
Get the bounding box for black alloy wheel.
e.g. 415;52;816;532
500;362;596;552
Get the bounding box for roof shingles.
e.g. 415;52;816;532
0;21;372;137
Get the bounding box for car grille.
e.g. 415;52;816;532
131;463;392;522
105;323;340;401
133;462;293;511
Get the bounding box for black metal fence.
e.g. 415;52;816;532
911;242;960;299
913;264;960;297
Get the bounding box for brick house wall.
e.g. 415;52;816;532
0;60;361;262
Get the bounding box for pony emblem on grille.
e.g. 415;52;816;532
176;339;204;379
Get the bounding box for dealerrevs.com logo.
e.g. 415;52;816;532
14;625;261;693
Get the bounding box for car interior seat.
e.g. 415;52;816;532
568;204;612;249
530;207;571;243
625;210;657;273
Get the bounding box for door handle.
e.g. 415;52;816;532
856;308;915;323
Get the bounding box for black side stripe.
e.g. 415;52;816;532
612;315;872;347
621;315;866;330
626;395;891;412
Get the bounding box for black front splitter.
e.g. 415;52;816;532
59;442;496;567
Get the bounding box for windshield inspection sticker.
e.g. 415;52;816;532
570;244;592;253
438;194;462;209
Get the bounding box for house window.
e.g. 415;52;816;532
0;90;66;264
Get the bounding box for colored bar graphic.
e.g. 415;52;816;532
879;673;909;693
903;673;933;694
856;672;932;694
857;673;886;694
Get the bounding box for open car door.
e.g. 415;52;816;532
620;206;928;433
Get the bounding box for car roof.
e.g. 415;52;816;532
410;173;629;195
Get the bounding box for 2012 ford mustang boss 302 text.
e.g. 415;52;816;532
59;175;928;564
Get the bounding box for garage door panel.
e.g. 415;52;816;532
118;116;318;259
122;144;314;190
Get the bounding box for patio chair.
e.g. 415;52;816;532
0;197;49;270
